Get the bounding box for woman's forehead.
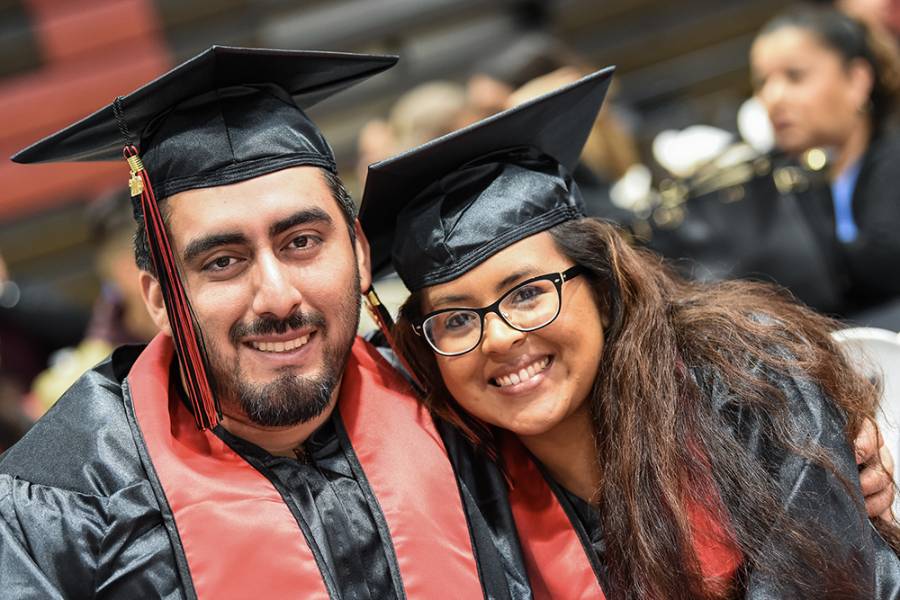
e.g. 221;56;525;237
423;232;564;306
754;25;837;60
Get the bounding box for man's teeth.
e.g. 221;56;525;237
251;334;310;353
495;357;551;388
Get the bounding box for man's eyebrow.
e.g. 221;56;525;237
270;207;334;237
183;233;248;264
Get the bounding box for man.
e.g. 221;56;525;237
0;47;517;599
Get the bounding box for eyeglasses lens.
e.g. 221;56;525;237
423;279;560;355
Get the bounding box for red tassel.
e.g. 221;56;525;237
124;145;220;429
364;287;426;397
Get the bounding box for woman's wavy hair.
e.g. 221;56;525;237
758;3;900;131
394;217;899;599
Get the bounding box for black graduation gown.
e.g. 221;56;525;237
637;155;846;315
0;344;531;599
795;128;900;326
378;342;900;597
546;364;900;598
702;363;900;597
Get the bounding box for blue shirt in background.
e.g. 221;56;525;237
830;159;862;243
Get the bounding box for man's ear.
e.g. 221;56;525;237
353;218;372;293
139;270;172;337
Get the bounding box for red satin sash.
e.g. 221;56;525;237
504;435;605;599
128;335;482;598
338;339;482;598
503;435;743;600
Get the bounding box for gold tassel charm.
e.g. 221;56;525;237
127;154;145;197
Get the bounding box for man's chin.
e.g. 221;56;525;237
235;372;337;428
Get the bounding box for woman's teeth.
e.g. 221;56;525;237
494;356;551;387
251;334;310;353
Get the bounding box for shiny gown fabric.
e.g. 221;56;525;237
694;361;900;597
0;337;516;599
0;345;181;599
393;346;900;598
4;336;898;598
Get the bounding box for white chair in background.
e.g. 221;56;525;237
832;327;900;516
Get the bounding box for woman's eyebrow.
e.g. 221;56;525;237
495;268;539;293
430;293;473;309
430;267;542;309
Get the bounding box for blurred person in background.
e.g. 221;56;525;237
389;80;469;151
28;189;158;415
751;3;900;327
353;81;468;189
464;33;593;120
354;118;396;190
837;0;900;38
0;255;34;451
84;188;159;346
0;251;90;448
0;255;89;394
460;34;646;225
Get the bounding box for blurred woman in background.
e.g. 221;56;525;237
751;3;900;324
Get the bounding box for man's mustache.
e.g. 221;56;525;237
230;310;327;344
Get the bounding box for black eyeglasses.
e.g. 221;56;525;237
414;265;584;356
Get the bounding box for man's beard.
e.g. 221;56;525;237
204;274;361;428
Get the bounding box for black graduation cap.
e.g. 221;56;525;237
11;46;397;430
13;45;397;201
359;66;614;293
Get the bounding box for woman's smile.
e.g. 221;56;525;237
488;354;553;393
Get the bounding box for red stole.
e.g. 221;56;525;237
338;339;483;597
128;335;482;599
503;435;743;600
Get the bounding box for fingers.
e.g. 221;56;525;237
861;457;895;518
861;460;893;494
854;418;896;520
865;483;895;522
855;417;880;465
875;439;896;522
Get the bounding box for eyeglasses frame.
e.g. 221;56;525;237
413;265;585;356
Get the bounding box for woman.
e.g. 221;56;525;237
360;68;900;598
751;4;900;323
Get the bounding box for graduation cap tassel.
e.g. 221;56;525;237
364;287;426;397
124;145;221;430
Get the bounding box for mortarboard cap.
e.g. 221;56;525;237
13;46;397;203
12;46;397;430
360;66;614;292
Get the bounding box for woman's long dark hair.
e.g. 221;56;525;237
758;3;900;131
394;217;899;599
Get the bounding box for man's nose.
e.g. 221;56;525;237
251;253;302;318
479;312;526;355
